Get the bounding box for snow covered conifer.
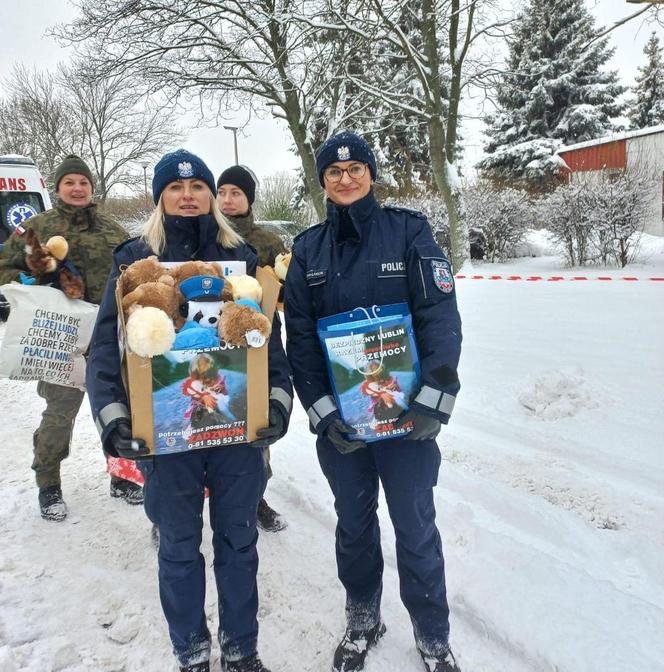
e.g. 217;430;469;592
628;32;664;130
477;0;625;188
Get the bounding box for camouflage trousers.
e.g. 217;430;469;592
32;381;85;488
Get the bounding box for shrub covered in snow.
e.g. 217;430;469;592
463;183;532;261
541;170;649;267
388;185;536;262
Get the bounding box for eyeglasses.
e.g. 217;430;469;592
323;163;368;183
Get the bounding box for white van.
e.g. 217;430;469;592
0;155;52;319
0;154;52;246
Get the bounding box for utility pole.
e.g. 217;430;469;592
139;160;149;206
223;126;240;164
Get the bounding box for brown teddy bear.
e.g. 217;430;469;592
169;260;224;286
120;255;173;295
120;257;184;358
24;228;86;299
219;275;271;348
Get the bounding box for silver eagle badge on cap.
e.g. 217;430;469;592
178;161;194;178
336;146;351;160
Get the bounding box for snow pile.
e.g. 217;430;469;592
517;367;597;420
1;247;663;672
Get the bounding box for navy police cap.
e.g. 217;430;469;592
179;275;224;301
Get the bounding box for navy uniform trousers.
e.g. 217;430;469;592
316;434;450;656
139;444;267;666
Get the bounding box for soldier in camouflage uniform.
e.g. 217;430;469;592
217;165;288;532
0;154;143;521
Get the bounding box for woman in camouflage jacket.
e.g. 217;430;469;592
0;154;143;521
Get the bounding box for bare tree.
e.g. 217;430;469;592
53;0;353;218
0;66;83;185
59;61;178;200
0;63;176;200
298;0;515;270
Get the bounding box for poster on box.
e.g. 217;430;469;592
0;283;98;389
319;306;420;442
117;263;279;454
150;345;249;454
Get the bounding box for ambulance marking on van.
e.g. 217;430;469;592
0;177;27;191
7;203;39;229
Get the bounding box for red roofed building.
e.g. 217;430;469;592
556;125;664;236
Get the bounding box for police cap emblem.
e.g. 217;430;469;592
178;161;194;178
336;146;351;161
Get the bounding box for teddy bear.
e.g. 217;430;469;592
169;260;224;286
172;273;271;350
118;256;273;355
274;251;291;283
121;276;183;358
24;228;86;300
120;255;173;295
273;251;291;307
219;274;272;348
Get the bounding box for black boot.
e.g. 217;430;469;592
257;497;287;532
333;621;386;672
38;486;67;522
420;647;461;672
180;662;209;672
222;653;271;671
110;477;144;505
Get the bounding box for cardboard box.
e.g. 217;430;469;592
115;264;280;455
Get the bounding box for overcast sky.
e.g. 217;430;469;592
0;0;661;184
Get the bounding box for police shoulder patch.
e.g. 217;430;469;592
431;259;454;293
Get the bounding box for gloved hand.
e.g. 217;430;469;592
19;271;37;285
323;417;367;455
395;409;442;441
252;401;288;448
108;419;150;459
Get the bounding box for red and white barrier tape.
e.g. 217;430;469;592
454;274;664;282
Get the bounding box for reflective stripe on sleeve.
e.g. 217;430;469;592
415;385;456;416
306;394;337;429
270;387;293;415
95;402;130;436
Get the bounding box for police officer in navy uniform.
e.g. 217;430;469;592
284;132;462;672
86;149;292;672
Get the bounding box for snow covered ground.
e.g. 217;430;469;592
1;234;663;672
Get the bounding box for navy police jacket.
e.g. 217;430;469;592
284;191;461;434
86;214;293;454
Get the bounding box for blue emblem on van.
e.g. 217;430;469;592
7;203;38;230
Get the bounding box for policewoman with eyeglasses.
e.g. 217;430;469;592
284;131;462;672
